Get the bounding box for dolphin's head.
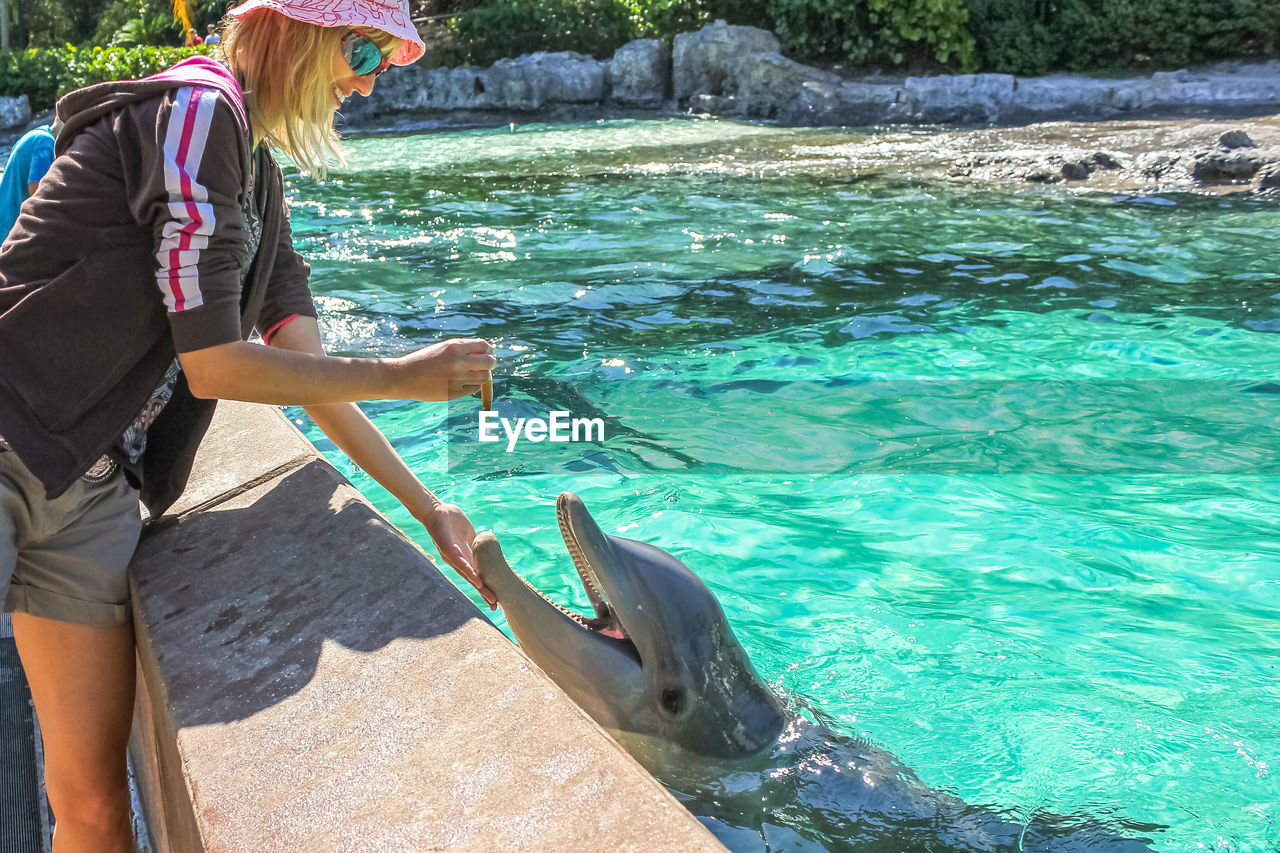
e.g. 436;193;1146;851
474;492;787;758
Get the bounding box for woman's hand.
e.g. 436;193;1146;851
390;338;495;402
418;502;498;610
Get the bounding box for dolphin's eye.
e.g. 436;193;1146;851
660;687;687;717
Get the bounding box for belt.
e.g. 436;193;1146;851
0;434;118;482
81;455;120;484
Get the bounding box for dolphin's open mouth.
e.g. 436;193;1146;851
482;496;638;658
556;496;631;643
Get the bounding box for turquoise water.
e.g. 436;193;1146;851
283;119;1280;851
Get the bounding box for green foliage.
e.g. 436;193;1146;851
94;1;161;47
768;0;975;68
640;0;768;38
964;0;1055;75
92;0;230;47
109;14;181;47
0;45;210;112
442;0;641;65
769;0;860;65
10;0;103;49
0;0;1274;81
443;0;975;69
864;0;974;66
1058;0;1279;71
0;49;67;110
967;0;1280;74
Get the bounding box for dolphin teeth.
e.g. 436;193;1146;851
557;500;611;619
509;564;591;626
507;543;627;637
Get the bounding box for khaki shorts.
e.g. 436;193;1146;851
0;443;141;626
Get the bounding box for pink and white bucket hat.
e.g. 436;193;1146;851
227;0;425;66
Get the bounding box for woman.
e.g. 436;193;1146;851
0;1;496;849
184;25;203;46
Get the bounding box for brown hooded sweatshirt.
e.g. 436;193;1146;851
0;57;317;516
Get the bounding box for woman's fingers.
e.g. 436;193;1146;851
452;544;497;609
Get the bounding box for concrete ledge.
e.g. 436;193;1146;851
128;401;723;852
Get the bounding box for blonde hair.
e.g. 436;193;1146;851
219;11;397;178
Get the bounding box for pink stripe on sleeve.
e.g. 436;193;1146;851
262;314;301;346
168;90;205;312
155;87;219;315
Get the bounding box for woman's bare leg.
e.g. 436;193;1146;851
12;613;136;853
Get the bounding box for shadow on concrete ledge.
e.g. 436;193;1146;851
131;461;479;727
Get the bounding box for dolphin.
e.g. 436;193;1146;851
473;492;1158;853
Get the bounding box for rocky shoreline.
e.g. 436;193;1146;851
327;20;1280;195
341;20;1280;132
804;116;1280;195
1;21;1276;196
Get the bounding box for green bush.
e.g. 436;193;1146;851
444;0;974;69
967;0;1280;74
769;0;975;68
965;0;1055;75
0;49;68;110
0;45;210;112
109;14;181;47
435;0;1275;74
769;0;862;65
862;0;974;66
442;0;641;66
1056;0;1279;71
641;0;768;39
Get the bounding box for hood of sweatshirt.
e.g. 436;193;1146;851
54;56;248;155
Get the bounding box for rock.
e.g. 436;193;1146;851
1256;163;1280;191
1192;147;1266;182
1143;68;1280;113
436;67;486;109
790;80;845;124
348;52;604;116
1005;75;1114;122
902;73;1015;123
487;52;606;110
610;39;670;108
1218;129;1256;149
0;95;31;130
1111;86;1149;111
1140;153;1184;179
339;63;481;117
672;20;779;103
687;94;723;114
1054;152;1119;181
1061;160;1092;180
1004;65;1280;123
1025;171;1058;183
830;82;899;125
1088;151;1121;170
726;52;842;121
781;80;897;126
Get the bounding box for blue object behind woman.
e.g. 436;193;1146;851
0;124;55;241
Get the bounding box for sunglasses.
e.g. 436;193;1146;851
341;28;392;78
